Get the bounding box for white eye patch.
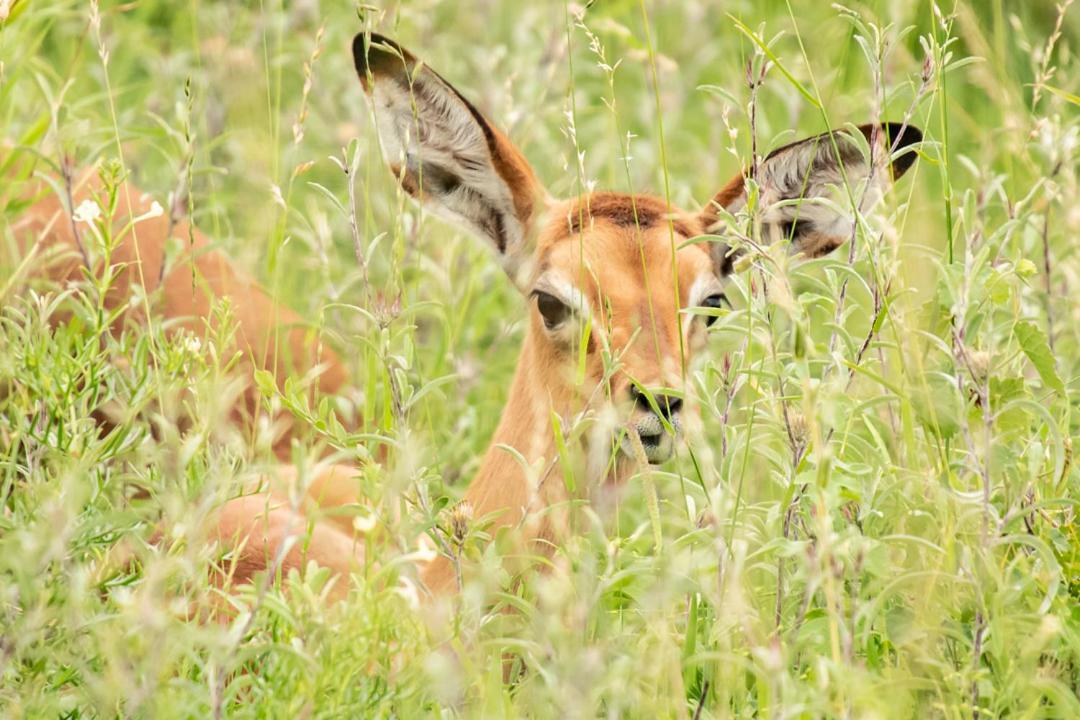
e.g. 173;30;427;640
531;273;598;347
682;273;728;337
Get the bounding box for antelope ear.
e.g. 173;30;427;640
702;122;921;274
352;33;547;290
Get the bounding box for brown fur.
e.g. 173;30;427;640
566;191;700;238
701;172;747;229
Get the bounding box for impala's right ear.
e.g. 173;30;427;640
702;122;922;275
352;33;547;290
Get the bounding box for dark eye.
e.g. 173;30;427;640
700;293;729;327
534;291;570;330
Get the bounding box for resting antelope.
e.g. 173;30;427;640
5;32;920;603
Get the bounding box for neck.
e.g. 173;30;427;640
421;329;598;594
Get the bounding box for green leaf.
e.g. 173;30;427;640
990;376;1029;433
910;371;961;440
1015;259;1038;279
550;411;575;494
403;373;458;412
727;16;822;110
306;181;348;218
1014;320;1064;393
253;369;278;398
1042;84;1080;106
642;471;663;552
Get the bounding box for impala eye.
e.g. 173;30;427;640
700;293;729;327
533;291;571;330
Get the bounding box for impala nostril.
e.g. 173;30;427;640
631;386;682;421
661;395;683;419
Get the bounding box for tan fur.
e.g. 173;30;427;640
422;197;714;592
211;463;365;603
4;157;359;607
5;167;347;457
702;172;747;228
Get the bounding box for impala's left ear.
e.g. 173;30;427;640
702;122;921;275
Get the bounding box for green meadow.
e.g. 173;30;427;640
1;0;1077;716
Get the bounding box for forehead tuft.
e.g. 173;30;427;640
552;192;700;239
535;193;713;302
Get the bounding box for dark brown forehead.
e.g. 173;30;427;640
553;191;701;239
535;192;716;310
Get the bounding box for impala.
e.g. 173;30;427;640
6;32;920;603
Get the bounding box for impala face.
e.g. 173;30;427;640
528;193;716;465
353;32;920;471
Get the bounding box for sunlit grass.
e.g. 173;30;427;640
1;1;1077;717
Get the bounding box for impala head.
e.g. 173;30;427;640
353;33;920;468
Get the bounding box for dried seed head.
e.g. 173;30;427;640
788;411;809;447
921;53;934;84
449;501;473;545
968;350;991;384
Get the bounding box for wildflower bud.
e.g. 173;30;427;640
734;253;754;274
921;54;934;84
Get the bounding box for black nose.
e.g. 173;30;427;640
630;386;683;420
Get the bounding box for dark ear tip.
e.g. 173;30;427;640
351;32;405;87
881;122;922;179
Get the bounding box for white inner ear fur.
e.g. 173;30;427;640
755;131;891;248
369;73;528;266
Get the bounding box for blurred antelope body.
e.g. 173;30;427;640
6;32;920;602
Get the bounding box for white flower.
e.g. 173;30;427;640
72;199;101;225
394;576;421;610
133;199;164;224
408;536;438;564
183;335;202;354
352;510;377;534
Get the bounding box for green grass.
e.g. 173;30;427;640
2;0;1078;717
